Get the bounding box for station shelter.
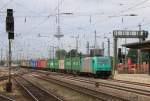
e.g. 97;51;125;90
122;40;150;75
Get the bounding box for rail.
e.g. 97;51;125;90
48;73;150;96
33;73;130;101
13;75;64;101
0;94;14;101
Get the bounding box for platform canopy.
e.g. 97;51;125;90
122;40;150;51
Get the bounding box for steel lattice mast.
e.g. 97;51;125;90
54;0;64;49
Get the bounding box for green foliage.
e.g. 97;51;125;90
0;60;4;65
141;52;149;62
55;49;67;59
66;49;82;58
127;49;149;63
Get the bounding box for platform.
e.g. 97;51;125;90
114;73;150;84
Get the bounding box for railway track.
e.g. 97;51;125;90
19;69;150;100
0;94;14;101
0;68;33;82
36;70;150;87
109;79;150;87
0;76;9;81
32;73;130;101
49;70;150;87
47;73;150;96
13;75;64;101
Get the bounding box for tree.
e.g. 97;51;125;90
55;49;67;59
0;60;4;66
127;49;149;64
141;52;149;63
66;49;82;58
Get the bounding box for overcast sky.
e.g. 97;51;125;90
0;0;150;59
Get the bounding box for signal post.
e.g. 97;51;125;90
6;9;14;92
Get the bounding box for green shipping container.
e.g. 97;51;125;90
47;59;59;69
64;58;72;70
64;57;81;71
71;57;81;71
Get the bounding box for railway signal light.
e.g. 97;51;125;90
118;48;122;63
143;31;148;41
8;32;14;39
6;9;14;39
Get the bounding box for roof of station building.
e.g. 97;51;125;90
122;40;150;50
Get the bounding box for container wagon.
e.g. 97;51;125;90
81;57;93;76
20;56;112;78
37;59;47;69
29;59;37;69
71;57;81;74
47;59;59;71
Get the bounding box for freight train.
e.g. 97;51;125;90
20;56;112;78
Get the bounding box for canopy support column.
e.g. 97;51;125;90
149;51;150;75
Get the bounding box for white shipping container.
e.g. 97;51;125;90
59;60;64;70
21;61;28;67
82;57;92;73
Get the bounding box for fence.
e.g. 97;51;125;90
117;63;148;74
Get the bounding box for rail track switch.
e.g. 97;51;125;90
95;82;99;88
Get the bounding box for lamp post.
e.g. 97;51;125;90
101;42;105;56
49;45;57;59
94;30;101;49
104;37;110;56
71;35;79;56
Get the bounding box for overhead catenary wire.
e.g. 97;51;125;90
0;0;66;36
0;0;149;31
123;3;150;12
121;0;149;13
23;0;65;34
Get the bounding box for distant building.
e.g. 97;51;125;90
90;49;104;57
